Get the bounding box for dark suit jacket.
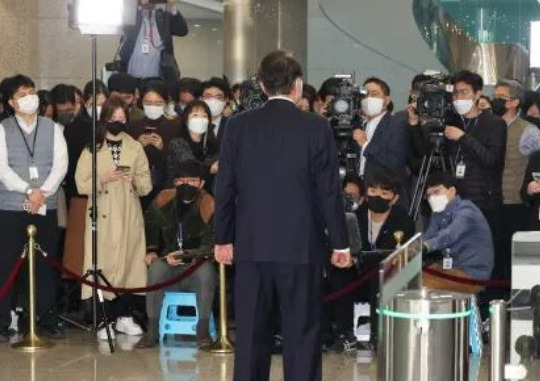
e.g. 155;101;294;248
216;116;229;152
214;99;349;264
120;7;188;81
521;151;540;230
362;112;410;181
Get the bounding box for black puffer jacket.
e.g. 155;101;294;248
447;111;507;210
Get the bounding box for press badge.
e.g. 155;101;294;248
29;166;39;181
443;256;453;270
142;43;150;54
456;162;466;179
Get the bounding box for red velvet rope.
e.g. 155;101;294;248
41;252;207;294
423;266;510;288
0;257;25;301
323;267;379;302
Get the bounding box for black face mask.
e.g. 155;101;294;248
107;121;127;136
491;98;508;116
176;184;199;203
56;113;75;126
367;196;391;214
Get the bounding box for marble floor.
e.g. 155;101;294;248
0;330;509;381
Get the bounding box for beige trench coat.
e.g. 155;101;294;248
75;132;152;300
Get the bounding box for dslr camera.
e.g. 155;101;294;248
327;74;367;176
415;71;454;136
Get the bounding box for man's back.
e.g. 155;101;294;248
215;99;348;264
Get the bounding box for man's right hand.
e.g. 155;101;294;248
214;244;234;265
144;252;159;266
353;129;367;147
28;189;45;207
527;181;540;195
331;250;353;268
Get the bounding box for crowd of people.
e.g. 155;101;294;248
1;51;540;355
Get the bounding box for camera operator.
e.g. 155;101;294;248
353;77;409;186
316;77;340;117
120;0;188;84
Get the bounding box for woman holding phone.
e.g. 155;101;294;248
130;80;181;209
75;97;152;340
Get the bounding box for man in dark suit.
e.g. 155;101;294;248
353;77;410;183
214;51;352;381
120;0;188;84
201;77;231;151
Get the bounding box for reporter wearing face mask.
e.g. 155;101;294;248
131;80;181;209
354;167;415;344
422;172;494;294
166;100;218;191
75;97;152;340
352;77;410;187
201;77;231;151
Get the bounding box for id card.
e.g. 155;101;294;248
443;256;453;270
142;43;150;54
29;166;39;181
456;162;466;179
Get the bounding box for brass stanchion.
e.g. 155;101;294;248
393;231;404;249
12;225;54;352
209;263;234;354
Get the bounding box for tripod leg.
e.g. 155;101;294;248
97;289;115;353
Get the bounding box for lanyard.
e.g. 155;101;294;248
143;11;155;45
176;221;183;251
14;117;39;163
454;116;478;165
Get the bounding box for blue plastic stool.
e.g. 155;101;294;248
159;292;216;342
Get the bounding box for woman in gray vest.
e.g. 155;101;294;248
75;97;152;340
0;74;68;341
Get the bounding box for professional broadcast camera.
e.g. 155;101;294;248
416;72;454;136
328;74;368;176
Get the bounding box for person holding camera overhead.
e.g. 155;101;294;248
75;97;152;340
120;0;189;84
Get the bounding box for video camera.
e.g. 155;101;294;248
327;74;368;177
416;71;453;136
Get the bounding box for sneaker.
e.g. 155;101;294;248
97;324;116;341
326;332;358;354
115;317;143;336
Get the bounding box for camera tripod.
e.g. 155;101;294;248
409;134;454;222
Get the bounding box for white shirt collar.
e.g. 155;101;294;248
366;111;387;128
268;95;296;105
15;114;38;133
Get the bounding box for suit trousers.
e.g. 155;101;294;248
234;261;323;381
0;210;60;328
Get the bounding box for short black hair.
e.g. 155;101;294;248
318;77;341;102
108;72;137;95
425;172;457;191
231;83;242;93
4;74;35;100
523;91;540;114
201;77;231;99
173;159;205;180
343;174;365;196
141;79;169;102
37;90;51;116
451;70;484;93
257;51;303;96
363;76;391;97
366;167;401;194
174;77;203;102
83;80;109;103
302;83;317;111
49;84;76;106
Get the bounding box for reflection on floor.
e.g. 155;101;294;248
0;330;535;381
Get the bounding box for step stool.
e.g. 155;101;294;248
159;292;216;342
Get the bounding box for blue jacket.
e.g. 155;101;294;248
424;196;494;280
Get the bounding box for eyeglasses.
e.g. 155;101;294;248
426;186;446;197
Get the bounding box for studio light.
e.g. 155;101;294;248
531;21;540;68
68;0;137;35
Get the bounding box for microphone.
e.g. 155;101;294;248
345;212;362;255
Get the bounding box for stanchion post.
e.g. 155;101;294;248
490;300;506;381
209;263;234;354
12;225;54;352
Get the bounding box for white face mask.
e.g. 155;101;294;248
188;117;209;134
17;94;39;115
144;104;165;120
428;194;450;213
205;98;226;117
453;99;475;115
86;106;102;119
361;97;385;117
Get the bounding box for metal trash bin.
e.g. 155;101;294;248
380;289;472;381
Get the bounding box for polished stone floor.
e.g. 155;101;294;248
0;330;504;381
